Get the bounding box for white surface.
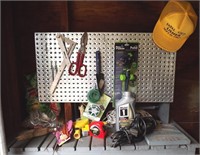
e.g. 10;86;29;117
0;99;7;155
145;124;191;145
35;32;176;103
7;123;199;155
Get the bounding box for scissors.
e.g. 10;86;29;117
68;32;88;77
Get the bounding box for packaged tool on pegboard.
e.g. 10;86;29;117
114;42;139;103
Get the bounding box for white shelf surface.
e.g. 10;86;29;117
7;123;199;155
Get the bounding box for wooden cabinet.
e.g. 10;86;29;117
1;1;199;149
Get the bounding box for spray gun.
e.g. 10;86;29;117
120;69;135;92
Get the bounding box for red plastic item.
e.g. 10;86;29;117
89;121;106;139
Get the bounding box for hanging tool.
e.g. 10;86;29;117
50;34;77;94
68;32;88;77
125;69;130;91
120;69;134;92
96;50;104;95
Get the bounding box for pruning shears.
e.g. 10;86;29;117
68;32;88;77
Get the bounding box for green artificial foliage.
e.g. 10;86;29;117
24;73;61;128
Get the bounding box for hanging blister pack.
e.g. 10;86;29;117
114;42;139;103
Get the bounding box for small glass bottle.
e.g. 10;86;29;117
115;91;135;131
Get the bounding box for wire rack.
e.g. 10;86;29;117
35;32;176;103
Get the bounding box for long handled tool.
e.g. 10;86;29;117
96;50;104;95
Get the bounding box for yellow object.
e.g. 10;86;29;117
153;0;198;52
73;119;89;139
74;129;81;139
82;124;89;132
82;124;89;136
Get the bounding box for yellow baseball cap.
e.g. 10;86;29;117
153;0;198;52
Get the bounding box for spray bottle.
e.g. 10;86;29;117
115;70;136;131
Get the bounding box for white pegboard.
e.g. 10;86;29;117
34;32;176;103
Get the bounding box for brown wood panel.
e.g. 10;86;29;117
171;1;199;142
1;2;23;142
171;65;199;142
68;1;166;32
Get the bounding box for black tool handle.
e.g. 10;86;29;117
125;70;130;91
96;50;101;74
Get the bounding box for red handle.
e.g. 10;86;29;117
68;52;87;77
68;52;81;75
68;61;78;75
78;53;87;77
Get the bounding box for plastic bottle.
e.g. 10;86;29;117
115;91;135;131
